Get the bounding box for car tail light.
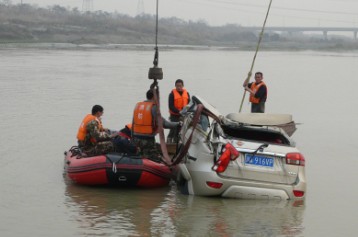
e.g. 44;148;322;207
212;143;240;173
286;153;305;166
206;181;223;189
293;190;305;197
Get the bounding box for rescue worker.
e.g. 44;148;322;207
112;123;138;154
243;71;267;113
132;89;180;161
77;105;116;156
118;123;132;140
167;79;190;143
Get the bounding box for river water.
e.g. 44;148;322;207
1;45;357;237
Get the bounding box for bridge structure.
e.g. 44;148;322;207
245;26;358;40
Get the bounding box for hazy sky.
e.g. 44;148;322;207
20;0;358;27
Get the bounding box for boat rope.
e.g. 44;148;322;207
104;155;117;173
105;154;128;173
239;0;273;113
69;146;85;158
112;162;117;173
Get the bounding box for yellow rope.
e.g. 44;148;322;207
239;0;273;113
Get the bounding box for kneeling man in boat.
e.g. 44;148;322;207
77;105;117;156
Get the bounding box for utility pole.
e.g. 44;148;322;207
136;0;144;16
82;0;93;13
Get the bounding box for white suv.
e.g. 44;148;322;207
176;96;306;200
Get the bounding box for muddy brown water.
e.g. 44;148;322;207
1;46;357;236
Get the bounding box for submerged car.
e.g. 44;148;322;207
176;96;306;200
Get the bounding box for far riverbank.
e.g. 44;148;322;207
1;42;358;52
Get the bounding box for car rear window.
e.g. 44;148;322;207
221;125;291;145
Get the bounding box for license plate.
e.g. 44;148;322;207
244;154;274;168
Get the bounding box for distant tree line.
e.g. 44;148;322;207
0;2;357;50
0;2;259;45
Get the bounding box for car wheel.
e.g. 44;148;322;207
176;173;189;195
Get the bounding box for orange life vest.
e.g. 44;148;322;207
77;114;101;143
169;88;189;115
249;82;266;104
132;101;156;136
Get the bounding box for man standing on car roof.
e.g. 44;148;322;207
243;71;267;113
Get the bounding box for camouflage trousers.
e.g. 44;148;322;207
82;141;114;157
132;136;161;162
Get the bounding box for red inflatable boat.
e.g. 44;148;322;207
64;147;173;188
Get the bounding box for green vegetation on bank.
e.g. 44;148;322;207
0;2;357;50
